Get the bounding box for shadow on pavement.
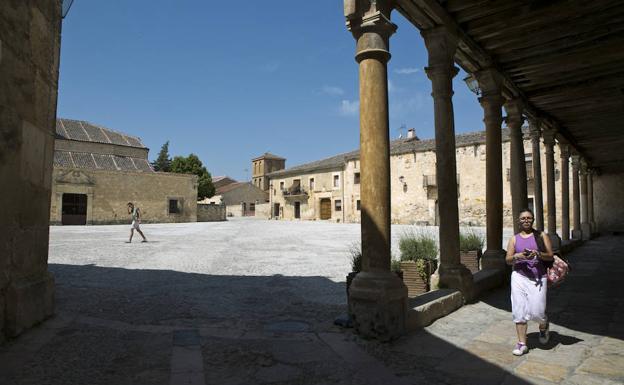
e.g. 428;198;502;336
480;234;624;342
0;263;540;385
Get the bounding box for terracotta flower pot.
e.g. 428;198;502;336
400;261;430;297
460;249;482;274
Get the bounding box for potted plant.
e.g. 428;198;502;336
399;230;438;297
346;242;362;297
459;230;484;274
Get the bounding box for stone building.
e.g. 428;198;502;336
251;152;285;191
202;181;268;217
267;128;568;228
50;119;198;225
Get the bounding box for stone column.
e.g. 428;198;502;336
344;0;407;341
559;144;570;241
588;169;595;232
571;154;582;239
475;69;506;270
542;129;559;245
504;98;528;233
529;119;545;231
580;159;591;240
422;27;474;299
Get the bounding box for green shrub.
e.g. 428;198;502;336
459;230;484;252
348;242;362;272
399;230;438;262
391;259;402;273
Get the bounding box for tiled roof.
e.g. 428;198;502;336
268;128;522;178
54;151;154;172
215;182;246;195
56;119;146;148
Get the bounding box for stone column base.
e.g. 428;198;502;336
547;233;561;253
438;264;475;302
571;229;582;240
4;273;55;338
581;223;592;240
349;271;407;341
481;249;507;271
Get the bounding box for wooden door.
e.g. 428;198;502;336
320;198;331;220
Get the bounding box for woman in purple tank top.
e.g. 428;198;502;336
505;209;554;356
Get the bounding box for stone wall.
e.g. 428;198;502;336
197;203;226;222
593;172;624;233
0;0;61;340
50;168;198;224
255;203;271;219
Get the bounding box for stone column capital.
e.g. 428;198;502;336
542;128;557;147
570;154;581;169
504;98;524;120
580;159;589;175
528;118;542;141
475;68;504;102
421;26;458;68
559;143;570;159
345;0;397;63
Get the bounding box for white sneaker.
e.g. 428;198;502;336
539;323;550;344
512;342;528;356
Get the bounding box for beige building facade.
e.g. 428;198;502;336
251;153;286;191
267;128;570;230
50;119;198;225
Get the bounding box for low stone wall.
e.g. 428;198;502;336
197;203;226;222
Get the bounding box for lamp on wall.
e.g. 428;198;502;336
463;74;481;96
399;176;408;192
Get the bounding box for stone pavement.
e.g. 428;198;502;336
0;219;622;384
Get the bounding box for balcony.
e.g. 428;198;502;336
283;186;308;200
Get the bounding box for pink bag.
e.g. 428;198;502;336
547;254;569;288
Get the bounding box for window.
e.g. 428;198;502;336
169;199;180;214
354;172;360;184
280;181;284;190
333;175;340;188
335;199;342;212
356;200;361;211
309;178;315;190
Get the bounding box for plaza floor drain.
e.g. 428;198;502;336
265;320;310;333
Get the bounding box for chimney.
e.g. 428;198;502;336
407;128;415;139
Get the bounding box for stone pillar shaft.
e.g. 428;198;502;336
580;161;589;224
560;145;570;240
543;129;557;236
588;170;595;230
571;155;581;239
423;27;474;299
475;69;506;269
529;121;544;231
505;99;528;233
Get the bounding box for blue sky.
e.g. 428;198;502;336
58;0;484;181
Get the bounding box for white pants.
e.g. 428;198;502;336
511;271;547;324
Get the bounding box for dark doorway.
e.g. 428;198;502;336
273;203;280;218
528;197;535;214
294;201;301;219
62;193;87;225
320;198;331;220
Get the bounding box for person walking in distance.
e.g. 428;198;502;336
126;202;147;243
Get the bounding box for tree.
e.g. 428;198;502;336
170;153;215;200
152;141;171;172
